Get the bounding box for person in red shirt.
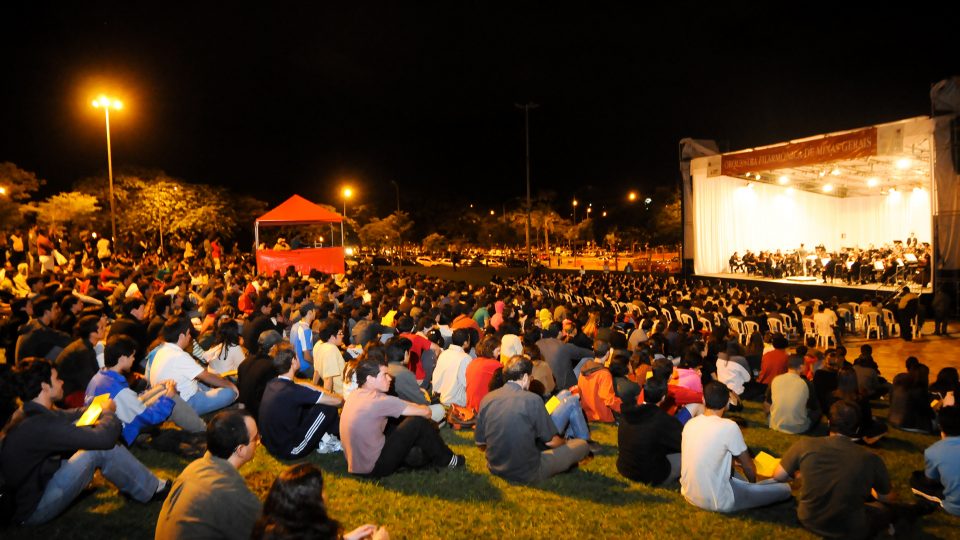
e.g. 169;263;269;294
396;316;432;382
758;334;790;386
465;335;501;412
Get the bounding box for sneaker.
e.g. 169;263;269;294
149;479;172;503
911;487;944;506
448;454;466;469
316;433;343;454
586;439;603;454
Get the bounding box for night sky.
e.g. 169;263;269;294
1;4;958;226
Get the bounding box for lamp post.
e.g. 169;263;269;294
341;187;352;247
92;95;122;248
390;180;401;264
515;102;538;271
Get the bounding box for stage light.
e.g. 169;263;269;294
778;176;789;184
746;182;754;189
831;168;841;176
822;184;834;193
818;170;826;177
644;197;652;204
754;174;762;180
896;158;912;170
866;177;879;187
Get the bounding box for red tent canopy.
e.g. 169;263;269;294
256;194;343;225
255;195;345;275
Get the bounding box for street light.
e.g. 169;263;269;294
572;199;578;223
628;191;637;202
341;186;353;246
92;95;123;248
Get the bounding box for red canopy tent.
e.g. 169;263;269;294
255;195;346;275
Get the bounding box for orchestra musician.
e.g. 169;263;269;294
724;235;931;288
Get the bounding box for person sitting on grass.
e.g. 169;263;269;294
259;343;344;460
155;409;262;539
764;354;821;434
147;316;238;416
617;376;682;486
252;463;389;540
911;405;960;516
340;357;464;477
84;335;177;445
577;340;622;422
475;354;591;484
680;381;792;513
775;400;926;538
385;337;445;422
2;358;169;526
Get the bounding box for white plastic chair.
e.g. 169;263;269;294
679;313;695;331
864;312;883;340
911;316;923;339
882;309;900;337
661;308;673;322
802;318;816;344
729;318;747;345
699;317;713;333
767;317;785;336
744;321;760;343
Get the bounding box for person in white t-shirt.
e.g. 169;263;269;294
148;317;238;416
681;382;791;512
431;329;473;407
312;319;346;393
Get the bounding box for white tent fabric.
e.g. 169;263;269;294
692;175;932;274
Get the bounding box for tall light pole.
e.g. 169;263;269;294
390;180;401;264
341;186;352;247
92;95;122;248
516;102;538;271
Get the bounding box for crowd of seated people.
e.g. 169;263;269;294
0;239;955;537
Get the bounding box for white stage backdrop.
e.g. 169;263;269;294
692;175;932;274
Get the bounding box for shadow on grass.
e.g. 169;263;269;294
529;469;671;505
310;452;504;502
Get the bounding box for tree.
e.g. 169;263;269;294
23;192;100;229
422;232;448;254
358;212;413;249
0;162;43;229
75;170;267;248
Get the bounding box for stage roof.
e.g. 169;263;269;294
696;116;933;198
256;194;344;225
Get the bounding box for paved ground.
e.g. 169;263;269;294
844;322;959;382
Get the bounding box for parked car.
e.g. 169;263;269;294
416;256;436;267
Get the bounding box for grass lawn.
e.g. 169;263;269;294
7;400;960;539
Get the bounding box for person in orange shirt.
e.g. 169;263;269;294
577;340;621;422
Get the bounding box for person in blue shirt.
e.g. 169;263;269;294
912;404;960;515
85;335;176;445
290;301;317;378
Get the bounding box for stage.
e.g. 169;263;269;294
696;271;931;302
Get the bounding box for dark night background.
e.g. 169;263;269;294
1;3;958;231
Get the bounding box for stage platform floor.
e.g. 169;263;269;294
697;272;932;300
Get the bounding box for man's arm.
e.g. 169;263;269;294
197;369;238;392
735;451;757;483
401;402;432;418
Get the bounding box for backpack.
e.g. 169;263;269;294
445;404;476;430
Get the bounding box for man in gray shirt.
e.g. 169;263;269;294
475;355;590;483
537;322;594;391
